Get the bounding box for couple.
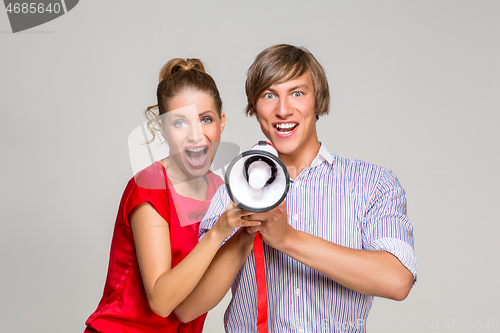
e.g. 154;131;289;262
85;44;417;333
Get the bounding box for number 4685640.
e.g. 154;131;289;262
444;319;498;330
5;2;62;14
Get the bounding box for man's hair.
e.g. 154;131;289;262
245;44;330;119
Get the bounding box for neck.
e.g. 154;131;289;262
161;157;207;198
170;175;206;190
279;140;321;179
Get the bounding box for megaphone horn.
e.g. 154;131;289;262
225;141;290;213
243;155;277;190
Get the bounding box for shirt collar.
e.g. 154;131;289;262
310;142;334;168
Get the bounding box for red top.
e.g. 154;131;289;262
85;162;223;333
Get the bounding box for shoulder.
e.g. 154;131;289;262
327;154;402;192
204;170;224;200
205;170;224;188
133;161;167;190
123;161;169;210
330;154;389;177
121;162;171;225
317;144;385;177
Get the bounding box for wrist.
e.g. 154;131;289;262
205;225;229;245
208;211;234;242
277;225;296;253
235;228;256;253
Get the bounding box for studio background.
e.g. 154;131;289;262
1;1;498;332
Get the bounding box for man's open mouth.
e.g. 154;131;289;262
275;122;298;135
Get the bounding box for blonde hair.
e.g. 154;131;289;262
245;44;330;119
145;58;222;143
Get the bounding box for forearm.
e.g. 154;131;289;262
147;229;227;317
175;229;255;322
280;228;414;300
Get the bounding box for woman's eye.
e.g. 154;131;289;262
292;91;303;97
173;120;187;128
201;117;213;124
264;93;275;99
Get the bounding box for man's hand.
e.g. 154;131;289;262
243;200;294;251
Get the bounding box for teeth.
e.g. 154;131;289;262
186;147;205;152
276;123;297;129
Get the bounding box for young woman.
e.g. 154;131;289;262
84;58;258;333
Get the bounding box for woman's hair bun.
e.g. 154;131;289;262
158;58;206;82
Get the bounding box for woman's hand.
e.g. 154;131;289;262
210;201;261;240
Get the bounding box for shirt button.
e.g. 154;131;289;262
293;214;299;221
295;288;301;296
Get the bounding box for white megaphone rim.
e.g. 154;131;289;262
225;149;290;213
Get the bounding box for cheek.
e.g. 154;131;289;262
168;140;182;153
203;125;221;142
257;117;271;132
166;130;185;151
305;98;317;115
256;105;275;124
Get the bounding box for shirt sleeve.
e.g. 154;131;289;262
362;168;418;282
199;184;231;240
122;164;171;228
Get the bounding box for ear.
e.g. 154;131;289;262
219;112;226;133
251;108;259;118
157;119;168;141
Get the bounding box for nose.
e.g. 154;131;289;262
276;97;293;118
187;121;204;143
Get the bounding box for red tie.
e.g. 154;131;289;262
254;232;269;333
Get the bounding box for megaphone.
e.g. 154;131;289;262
225;141;290;212
226;141;288;332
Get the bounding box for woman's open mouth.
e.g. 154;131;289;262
184;145;209;168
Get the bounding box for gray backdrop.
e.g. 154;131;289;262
1;1;498;332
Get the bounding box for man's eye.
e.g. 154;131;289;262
201;116;212;124
292;91;303;97
264;93;275;99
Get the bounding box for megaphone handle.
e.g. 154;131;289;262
254;232;269;333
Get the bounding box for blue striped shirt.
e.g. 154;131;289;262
200;144;417;333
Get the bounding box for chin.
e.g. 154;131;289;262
271;139;299;156
184;163;210;179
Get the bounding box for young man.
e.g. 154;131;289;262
177;44;417;332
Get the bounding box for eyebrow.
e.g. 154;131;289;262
265;84;311;94
168;110;214;120
170;114;185;118
199;110;215;116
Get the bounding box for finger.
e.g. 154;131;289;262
228;201;262;217
240;220;261;227
227;201;251;213
241;212;267;222
225;201;250;214
233;208;256;219
228;218;260;229
227;208;255;222
245;225;261;234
